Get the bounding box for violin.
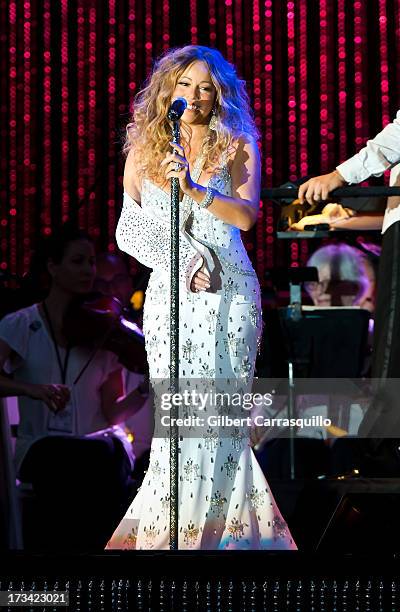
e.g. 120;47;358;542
63;293;147;374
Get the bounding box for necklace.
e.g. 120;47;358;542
41;301;71;385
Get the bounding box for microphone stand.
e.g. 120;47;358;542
168;109;183;551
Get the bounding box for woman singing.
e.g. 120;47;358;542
106;45;296;550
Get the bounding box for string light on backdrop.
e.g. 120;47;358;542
298;0;308;265
189;0;198;45
234;0;243;68
253;0;265;281
7;1;18;274
144;1;153;75
379;0;390;124
286;1;299;268
319;0;329;170
208;0;217;45
23;0;31;271
162;0;170;50
88;4;97;238
42;1;52;237
0;0;7;273
76;4;86;232
354;2;368;150
107;0;116;251
61;0;70;225
1;0;400;278
224;0;234;63
337;0;347;163
263;0;274;271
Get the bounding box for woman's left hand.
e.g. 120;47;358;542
161;142;196;196
249;420;270;449
190;268;211;292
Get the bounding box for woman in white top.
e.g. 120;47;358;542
0;225;146;549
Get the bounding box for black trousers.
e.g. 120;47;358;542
371;219;400;378
357;220;400;474
19;434;134;551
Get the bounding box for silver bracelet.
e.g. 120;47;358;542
198;186;216;209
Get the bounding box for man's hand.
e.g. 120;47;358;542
298;170;346;205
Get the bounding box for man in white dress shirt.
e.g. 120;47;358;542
298;110;400;474
298;109;400;234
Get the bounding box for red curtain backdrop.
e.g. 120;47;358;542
1;0;400;280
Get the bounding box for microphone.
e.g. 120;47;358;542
167;97;187;121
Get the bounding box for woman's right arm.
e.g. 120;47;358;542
117;149;204;289
0;338;69;411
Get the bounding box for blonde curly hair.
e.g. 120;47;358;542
124;45;258;184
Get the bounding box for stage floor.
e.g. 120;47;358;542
1;551;400;611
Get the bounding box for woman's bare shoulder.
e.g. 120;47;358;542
235;134;259;155
224;136;259;176
226;135;258;161
123;148;142;202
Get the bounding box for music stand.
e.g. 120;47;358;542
267;306;370;479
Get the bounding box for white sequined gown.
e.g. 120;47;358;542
106;160;296;550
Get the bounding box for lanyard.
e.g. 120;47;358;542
42;301;71;385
